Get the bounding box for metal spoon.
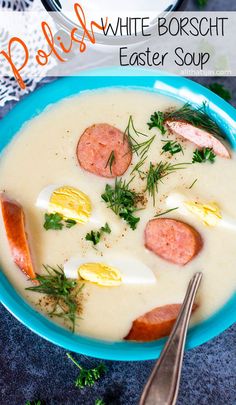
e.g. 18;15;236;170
139;271;203;405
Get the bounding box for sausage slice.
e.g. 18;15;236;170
77;123;132;178
0;194;36;281
165;120;230;158
125;303;197;342
145;218;203;265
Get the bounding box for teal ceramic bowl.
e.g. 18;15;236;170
0;71;235;361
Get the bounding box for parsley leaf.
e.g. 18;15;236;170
101;222;111;234
44;213;64;230
85;230;101;245
95;400;106;405
86;223;111;245
209;83;231;102
192;148;216;163
147;111;166;134
67;353;107;389
101;179;140;230
43;213;77;230
161;140;183;155
65;219;77;228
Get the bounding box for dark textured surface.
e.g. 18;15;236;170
1;1;236;404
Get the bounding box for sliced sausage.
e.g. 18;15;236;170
145;218;203;265
77;123;132;178
0;194;36;281
125;303;197;342
165;120;230;158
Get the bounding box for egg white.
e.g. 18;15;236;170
64;254;156;285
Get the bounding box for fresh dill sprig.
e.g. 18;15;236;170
161;140;183;155
125;116;154;158
188;178;198;189
145;161;189;205
130;156;147;176
26;265;82;332
209;83;231;102
148;103;225;140
164;103;224;139
105;150;116;174
155;207;179;217
67;353;107;389
147;111;166;134
101;178;140;230
192;148;216;163
131;136;155;159
86;222;111;245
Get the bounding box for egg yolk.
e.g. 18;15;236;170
78;262;122;286
184;201;222;226
49;186;91;223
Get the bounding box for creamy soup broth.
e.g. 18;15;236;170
0;89;236;341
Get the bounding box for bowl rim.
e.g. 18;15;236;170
0;71;235;361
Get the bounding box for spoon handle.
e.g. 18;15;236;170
139;272;203;405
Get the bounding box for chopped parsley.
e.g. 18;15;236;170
86;223;111;246
101;178;140;230
65;219;77;228
209;83;231;102
161;140;183;155
147;111;166;134
44;212;64;230
67;353;107;389
192;148;216;163
43;213;77;230
95;400;106;405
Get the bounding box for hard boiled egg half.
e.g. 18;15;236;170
36;184;124;233
64;254;156;287
36;184;91;224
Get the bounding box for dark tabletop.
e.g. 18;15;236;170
0;1;236;404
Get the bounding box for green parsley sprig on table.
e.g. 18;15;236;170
101;178;140;230
25;401;43;405
86;222;111;246
67;353;107;389
26;265;83;332
192;148;216;163
196;0;208;7
43;213;76;230
95;400;106;405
